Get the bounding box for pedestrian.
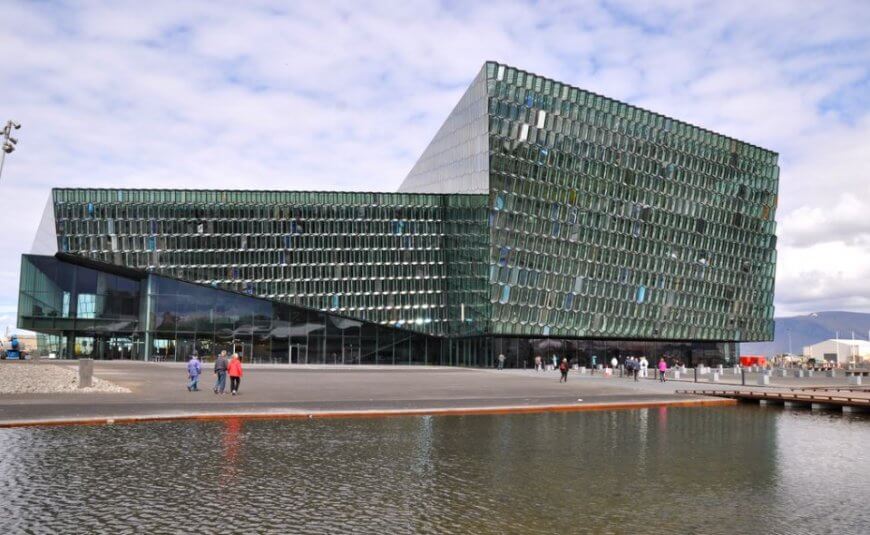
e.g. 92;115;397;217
213;350;229;395
534;355;542;372
640;356;649;378
658;358;667;382
559;357;569;383
228;353;244;395
187;353;202;392
631;357;639;382
610;356;618;370
497;353;506;370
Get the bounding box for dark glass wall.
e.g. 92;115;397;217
485;336;737;369
18;255;143;358
19;254;737;366
144;272;444;364
19;255;140;328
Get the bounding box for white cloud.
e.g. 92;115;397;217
776;241;870;316
780;193;870;248
0;0;869;335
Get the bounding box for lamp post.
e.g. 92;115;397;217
0;120;22;181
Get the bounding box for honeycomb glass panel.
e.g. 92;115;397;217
484;61;778;342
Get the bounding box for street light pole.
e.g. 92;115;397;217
0;120;22;182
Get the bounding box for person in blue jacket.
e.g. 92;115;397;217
186;354;202;392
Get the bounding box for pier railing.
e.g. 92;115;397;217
674;388;870;411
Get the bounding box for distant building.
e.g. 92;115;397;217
803;339;870;365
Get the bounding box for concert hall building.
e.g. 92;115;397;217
18;62;779;367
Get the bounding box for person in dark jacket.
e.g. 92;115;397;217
627;357;639;381
559;358;569;383
214;350;229;395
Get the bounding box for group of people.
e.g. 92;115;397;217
502;353;572;381
530;354;565;373
618;356;669;382
611;356;669;382
186;350;244;395
622;356;648;381
525;353;672;384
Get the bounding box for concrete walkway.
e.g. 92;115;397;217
0;361;742;427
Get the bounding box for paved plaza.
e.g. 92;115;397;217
0;361;715;426
1;361;864;426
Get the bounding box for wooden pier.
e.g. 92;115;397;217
788;386;870;393
676;388;870;412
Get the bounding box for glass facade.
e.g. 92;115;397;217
18;254;452;364
18;254;736;367
20;61;778;365
19;255;144;359
49;190;489;336
402;61;778;343
399;68;490;194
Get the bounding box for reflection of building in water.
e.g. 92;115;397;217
412;408;781;535
18;61;778;367
222;419;244;471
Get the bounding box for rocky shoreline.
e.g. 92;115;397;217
0;361;130;394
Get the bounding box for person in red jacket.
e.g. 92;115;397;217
559;358;569;383
228;353;244;395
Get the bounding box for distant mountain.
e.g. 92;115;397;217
741;311;870;357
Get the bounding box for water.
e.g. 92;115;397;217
1;406;868;534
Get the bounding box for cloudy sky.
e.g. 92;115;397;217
1;0;869;332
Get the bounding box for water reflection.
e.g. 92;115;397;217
221;418;244;487
637;408;648;470
0;407;867;534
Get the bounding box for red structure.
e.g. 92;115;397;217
740;355;767;367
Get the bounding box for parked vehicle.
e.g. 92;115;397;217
2;335;23;360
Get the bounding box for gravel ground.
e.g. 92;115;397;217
0;361;130;394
